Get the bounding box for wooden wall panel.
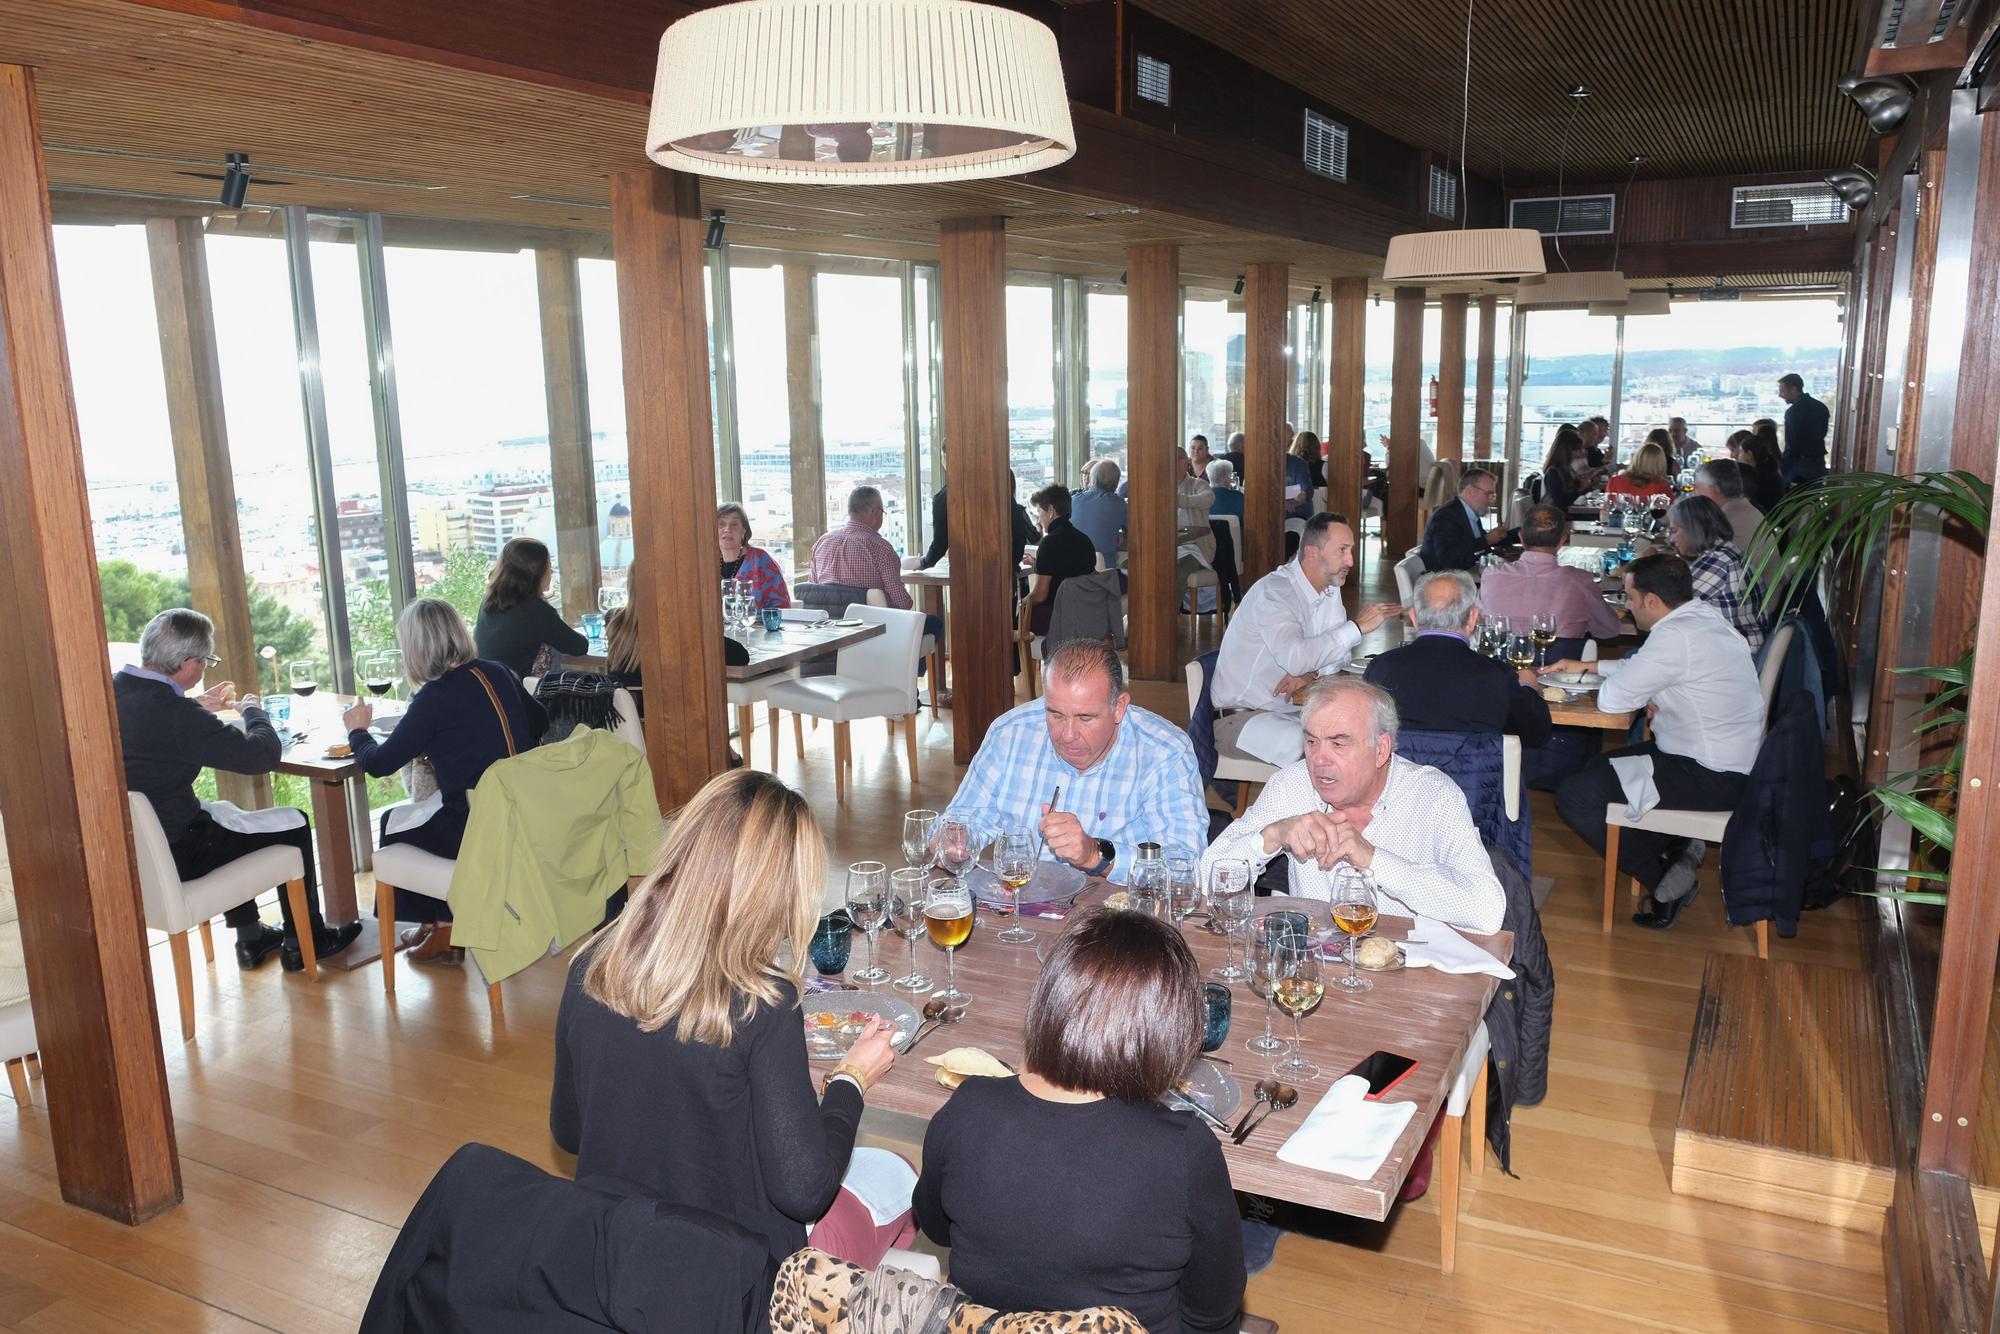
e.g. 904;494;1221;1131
940;216;1012;764
1436;293;1466;464
1386;286;1426;555
0;62;180;1223
1325;276;1366;535
782;262;827;558
1474;294;1497;457
1241;262;1289;584
536;247;600;624
610;164;727;809
1124;242;1178;682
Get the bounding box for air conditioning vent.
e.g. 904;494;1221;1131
1302;109;1349;182
1428;164;1458;219
1731;182;1848;228
1135;53;1171;107
1508;193;1616;236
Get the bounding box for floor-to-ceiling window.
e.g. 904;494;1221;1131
575;256;630;589
1519;308;1617;470
726;261;794;570
1006;282;1058;492
1084;286;1127;459
1183;293;1243;451
1361;296;1398;469
817;270;912;554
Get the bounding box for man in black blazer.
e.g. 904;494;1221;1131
1419;467;1511;573
1365;571;1552;746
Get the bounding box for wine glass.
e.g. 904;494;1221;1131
926;876;973;1010
1506;630;1536;675
1207;860;1254;982
361;651;396;701
1244;923;1288;1057
888;868;933;994
846;861;889;984
1272;938;1323;1082
991;827;1037;945
902;809;940;871
1166;848;1200;921
380;649;404;702
1330;866;1379;994
288;660;318;698
934;816;976;891
1530;612;1557;670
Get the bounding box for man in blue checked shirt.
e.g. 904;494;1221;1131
942;640;1207;880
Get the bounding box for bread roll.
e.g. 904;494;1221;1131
1356;937;1400;970
926;1047;1013;1088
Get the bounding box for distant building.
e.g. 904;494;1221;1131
467;484;551;555
413;501;474;556
334;499;383;556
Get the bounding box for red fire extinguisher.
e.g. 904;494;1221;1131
1428;375;1440;418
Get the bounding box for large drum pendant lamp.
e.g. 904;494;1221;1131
646;0;1077;184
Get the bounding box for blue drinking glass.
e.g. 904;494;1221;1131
762;606;783;632
1200;982;1232;1052
1263;910;1310;951
809;911;852;976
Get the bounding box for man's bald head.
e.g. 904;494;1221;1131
1409;570;1480;632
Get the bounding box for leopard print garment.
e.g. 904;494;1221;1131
770;1249;1145;1334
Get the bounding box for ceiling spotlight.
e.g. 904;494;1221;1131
1118;269;1127;286
1825;165;1877;210
1233;274;1245;296
219;152;250;209
1566;84;1592;100
1838;74;1917;135
704;210;726;250
1311;285;1322;304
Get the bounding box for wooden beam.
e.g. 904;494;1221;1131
1473;295;1497;458
939;216;1011;764
1437;293;1467;465
1324;277;1366;532
144;214;266;810
610;164;727;809
535;247;600;624
0;62;180;1223
1387;286;1427;555
783;262;827;559
1125;242;1178;681
1241;262;1290;584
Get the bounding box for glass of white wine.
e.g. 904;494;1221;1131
846;861;889;984
1330;866;1379;994
992;827;1036;945
1530;611;1558;670
888;868;933;994
1272;938;1324;1082
926;877;974;1010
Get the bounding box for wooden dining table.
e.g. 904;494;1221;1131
846;882;1510;1223
1544;690;1638;732
727;619;884;681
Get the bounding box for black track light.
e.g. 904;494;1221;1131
704;210;726;250
1310;285;1322;304
1233;274;1245;296
219;152;250;209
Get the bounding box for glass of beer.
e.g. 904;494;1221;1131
926;877;974;1010
992;827;1037;945
1272;938;1323;1082
1330;865;1379;994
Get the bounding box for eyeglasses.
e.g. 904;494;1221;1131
197;654;222;668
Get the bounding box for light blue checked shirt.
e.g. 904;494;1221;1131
941;699;1208;880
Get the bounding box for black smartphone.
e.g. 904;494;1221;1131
1344;1050;1419;1100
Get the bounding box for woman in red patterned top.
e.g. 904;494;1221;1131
717;502;791;609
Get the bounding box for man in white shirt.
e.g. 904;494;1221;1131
1200;677;1504;934
1210;513;1400;765
1546;552;1764;929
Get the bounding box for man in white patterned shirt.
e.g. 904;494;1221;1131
1200;677;1504;935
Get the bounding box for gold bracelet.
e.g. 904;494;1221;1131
824;1062;869;1096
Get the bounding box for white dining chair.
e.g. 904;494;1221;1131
128;793;318;1041
609;686;645;754
0;858;35;1107
764;604;926;802
899;556;944;720
1187;658;1278;817
371;841;508;1018
1393;549;1427;608
1599;623;1794;957
1436;1021;1491;1274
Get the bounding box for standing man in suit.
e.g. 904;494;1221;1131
1365;572;1551;746
1776;372;1830;487
1419;467;1510;573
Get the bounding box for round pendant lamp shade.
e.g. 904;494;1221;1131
646;0;1077;184
1381;228;1546;283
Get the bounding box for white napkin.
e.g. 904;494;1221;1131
1608;752;1660;819
836;1146;918;1227
1236;709;1305;767
1403;916;1514;978
778;607;828;624
1275;1075;1418;1180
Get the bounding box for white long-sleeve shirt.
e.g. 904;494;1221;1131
1597;599;1764;774
1199;755;1506;935
1211;561;1360;710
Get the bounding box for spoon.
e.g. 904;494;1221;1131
1234;1084;1299;1145
1231;1078;1278;1140
900;998;953;1056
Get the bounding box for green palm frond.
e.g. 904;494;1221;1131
1758;470;1992;616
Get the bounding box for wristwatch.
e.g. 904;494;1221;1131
1082;837;1116;878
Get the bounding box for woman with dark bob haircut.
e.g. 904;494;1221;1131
912;908;1245;1332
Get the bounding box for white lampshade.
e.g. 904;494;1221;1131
646;0;1076;184
1514;269;1629;307
1588;290;1671;317
1381;227;1547;282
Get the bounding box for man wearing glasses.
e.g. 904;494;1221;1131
115;608;360;971
1419;466;1513;574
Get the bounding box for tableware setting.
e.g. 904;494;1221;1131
801;992;924;1061
966;858;1088;913
1165;1047;1244;1126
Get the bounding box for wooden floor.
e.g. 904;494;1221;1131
0;554;1891;1332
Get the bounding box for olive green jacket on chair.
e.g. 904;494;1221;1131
447;729;662;985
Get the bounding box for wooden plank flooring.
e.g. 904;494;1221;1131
0;571;1891;1331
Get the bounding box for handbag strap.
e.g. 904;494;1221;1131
466;665;518;756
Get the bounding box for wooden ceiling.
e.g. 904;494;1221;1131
1115;0;1872;183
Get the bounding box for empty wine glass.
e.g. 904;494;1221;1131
1166;848;1200;921
902;809;940;871
846;861;889;984
1207;860;1253;982
888;868;933;994
1244;924;1288;1057
935;816;976;890
991;827;1037;944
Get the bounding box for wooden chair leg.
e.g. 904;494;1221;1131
1233;782;1251;818
903;712;918;779
1755;919;1770;959
1602;825;1621;934
284;878;318;982
768;703;781;769
929;649;944;720
377;879;397;994
833;722;848;802
792;711;805;760
487;983;504;1020
198;919;215;964
4;1056;28;1105
169;931;195;1042
735;704;755;765
1438;1110;1463;1274
1467;1060;1488;1180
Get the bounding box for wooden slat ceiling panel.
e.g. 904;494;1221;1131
1118;0;1870;182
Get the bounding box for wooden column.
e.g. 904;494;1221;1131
610;165;727;809
783;262;827;559
1436;293;1467;464
0;63;180;1223
1473;295;1497;458
940;217;1011;763
144;215;265;810
536;247;600;623
1325;277;1366;528
1387;286;1427;554
1125;243;1178;681
1241;262;1289;584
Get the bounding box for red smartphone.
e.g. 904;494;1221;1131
1344;1050;1419;1101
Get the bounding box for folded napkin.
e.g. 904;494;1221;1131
1237;709;1305;767
1275;1076;1419;1181
1403;917;1514;978
840;1146;918;1227
1608;752;1660;819
778;607;829;624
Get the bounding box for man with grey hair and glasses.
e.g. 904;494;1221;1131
114;608;361;971
1364;571;1551;745
1200;676;1504;934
